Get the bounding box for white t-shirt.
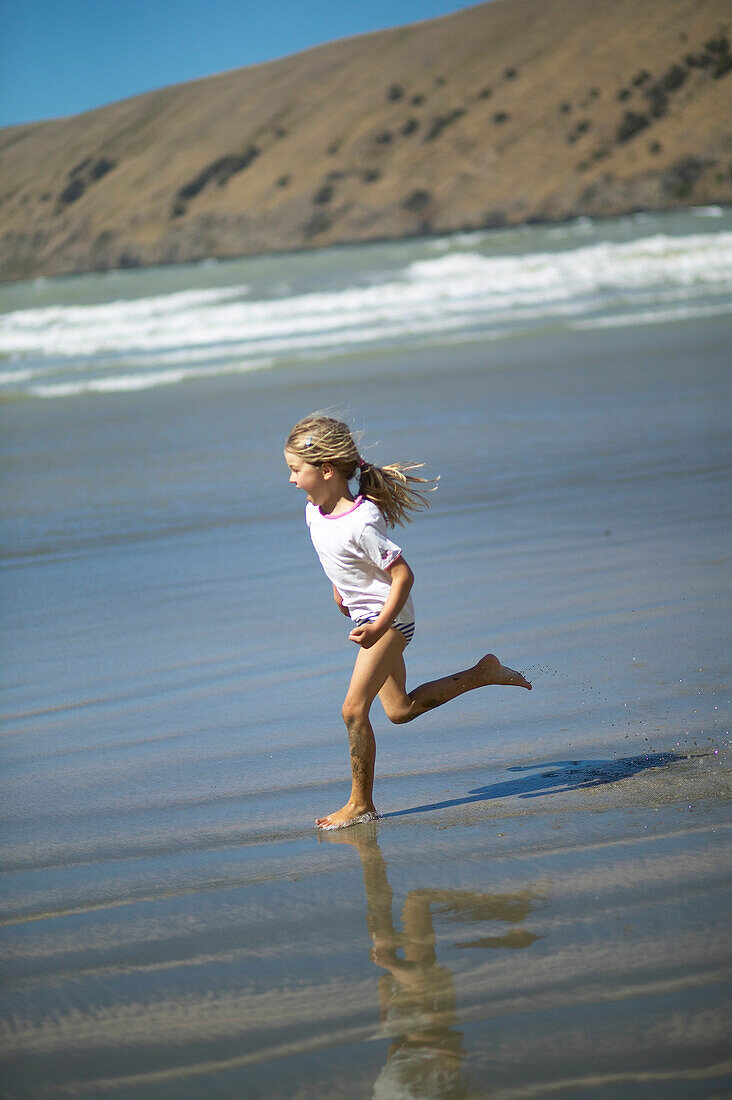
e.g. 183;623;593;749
305;496;415;624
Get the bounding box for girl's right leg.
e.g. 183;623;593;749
316;628;408;831
378;652;531;725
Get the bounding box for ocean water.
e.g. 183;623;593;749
1;207;731;401
1;209;731;1098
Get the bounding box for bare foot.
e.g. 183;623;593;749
476;653;532;690
316;801;378;831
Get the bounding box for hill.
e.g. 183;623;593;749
0;0;730;281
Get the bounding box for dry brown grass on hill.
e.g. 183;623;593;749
0;0;730;281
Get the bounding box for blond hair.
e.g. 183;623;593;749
285;414;436;528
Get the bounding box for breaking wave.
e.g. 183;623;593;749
1;215;730;399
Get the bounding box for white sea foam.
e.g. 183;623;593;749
405;233;732;294
570;301;732;331
3;233;731;358
29;358;274;398
1;224;730;398
0;368;34;385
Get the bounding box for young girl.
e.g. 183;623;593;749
285;414;531;831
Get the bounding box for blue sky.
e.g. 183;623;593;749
0;0;477;127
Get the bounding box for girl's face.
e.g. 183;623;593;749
285;450;329;505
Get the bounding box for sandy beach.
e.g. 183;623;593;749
1;214;730;1097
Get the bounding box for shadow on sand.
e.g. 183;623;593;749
381;752;686;820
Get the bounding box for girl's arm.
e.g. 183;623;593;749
333;584;351;617
348;557;414;648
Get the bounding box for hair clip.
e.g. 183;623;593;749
304;435;313;447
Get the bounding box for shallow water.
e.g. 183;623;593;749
1;216;731;1097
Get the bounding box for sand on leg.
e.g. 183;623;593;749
316;629;407;830
378;651;531;725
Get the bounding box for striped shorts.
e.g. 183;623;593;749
355;615;415;646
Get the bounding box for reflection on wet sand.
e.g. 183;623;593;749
324;827;542;1099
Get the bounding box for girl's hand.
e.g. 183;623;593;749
348;621;384;648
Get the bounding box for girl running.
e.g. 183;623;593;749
284;414;531;830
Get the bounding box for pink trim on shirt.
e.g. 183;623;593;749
321;495;363;519
384;553;403;570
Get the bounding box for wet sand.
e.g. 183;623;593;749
1;317;730;1097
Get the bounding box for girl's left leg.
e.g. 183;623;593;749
316;629;407;830
378;652;531;725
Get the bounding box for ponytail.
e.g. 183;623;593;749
358;460;435;528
